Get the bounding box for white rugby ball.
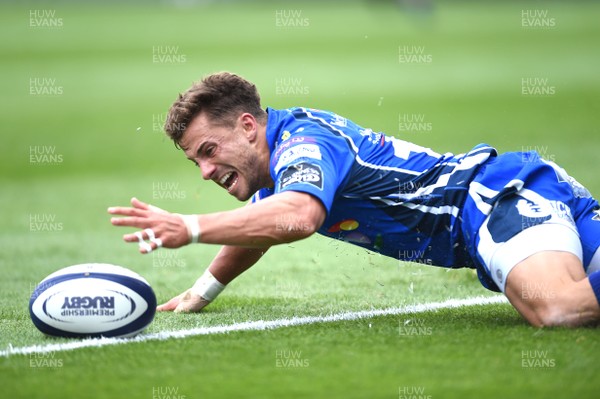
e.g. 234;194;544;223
29;263;157;338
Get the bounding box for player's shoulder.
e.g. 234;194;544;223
267;106;357;142
266;107;355;177
269;107;352;155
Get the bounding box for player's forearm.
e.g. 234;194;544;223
189;237;270;307
207;245;269;285
197;191;324;247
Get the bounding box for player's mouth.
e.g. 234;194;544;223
219;171;239;193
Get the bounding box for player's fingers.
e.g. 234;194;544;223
123;230;160;242
131;197;169;214
156;295;181;312
108;206;147;217
112;216;149;228
126;229;162;254
138;240;162;254
174;290;205;313
131;197;151;210
124;227;163;242
124;231;141;242
130;197;148;209
148;204;168;214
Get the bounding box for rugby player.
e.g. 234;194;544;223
108;72;600;327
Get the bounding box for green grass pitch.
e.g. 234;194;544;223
1;1;600;398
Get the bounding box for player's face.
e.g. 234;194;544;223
180;112;268;201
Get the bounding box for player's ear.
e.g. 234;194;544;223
239;113;257;142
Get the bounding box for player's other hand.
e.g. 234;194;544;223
108;197;190;253
156;289;210;313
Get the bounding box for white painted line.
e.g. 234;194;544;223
1;295;508;358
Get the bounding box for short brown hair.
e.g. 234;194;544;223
164;72;266;148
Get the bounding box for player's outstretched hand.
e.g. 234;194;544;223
156;289;210;313
108;197;191;254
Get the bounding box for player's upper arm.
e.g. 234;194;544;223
271;133;352;215
248;190;326;241
280;190;327;235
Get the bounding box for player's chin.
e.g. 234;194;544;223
231;188;253;202
226;178;252;201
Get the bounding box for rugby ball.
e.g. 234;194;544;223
29;263;157;338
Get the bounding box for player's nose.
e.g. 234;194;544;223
198;159;216;180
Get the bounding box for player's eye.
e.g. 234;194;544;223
205;145;216;157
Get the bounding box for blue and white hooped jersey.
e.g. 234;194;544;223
252;107;497;268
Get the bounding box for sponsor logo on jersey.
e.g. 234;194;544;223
279;162;323;190
273;136;317;159
281;130;291;141
275;144;322;173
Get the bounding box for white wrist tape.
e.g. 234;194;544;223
190;270;225;302
179;214;201;244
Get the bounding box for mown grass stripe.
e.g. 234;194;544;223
1;295;507;358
